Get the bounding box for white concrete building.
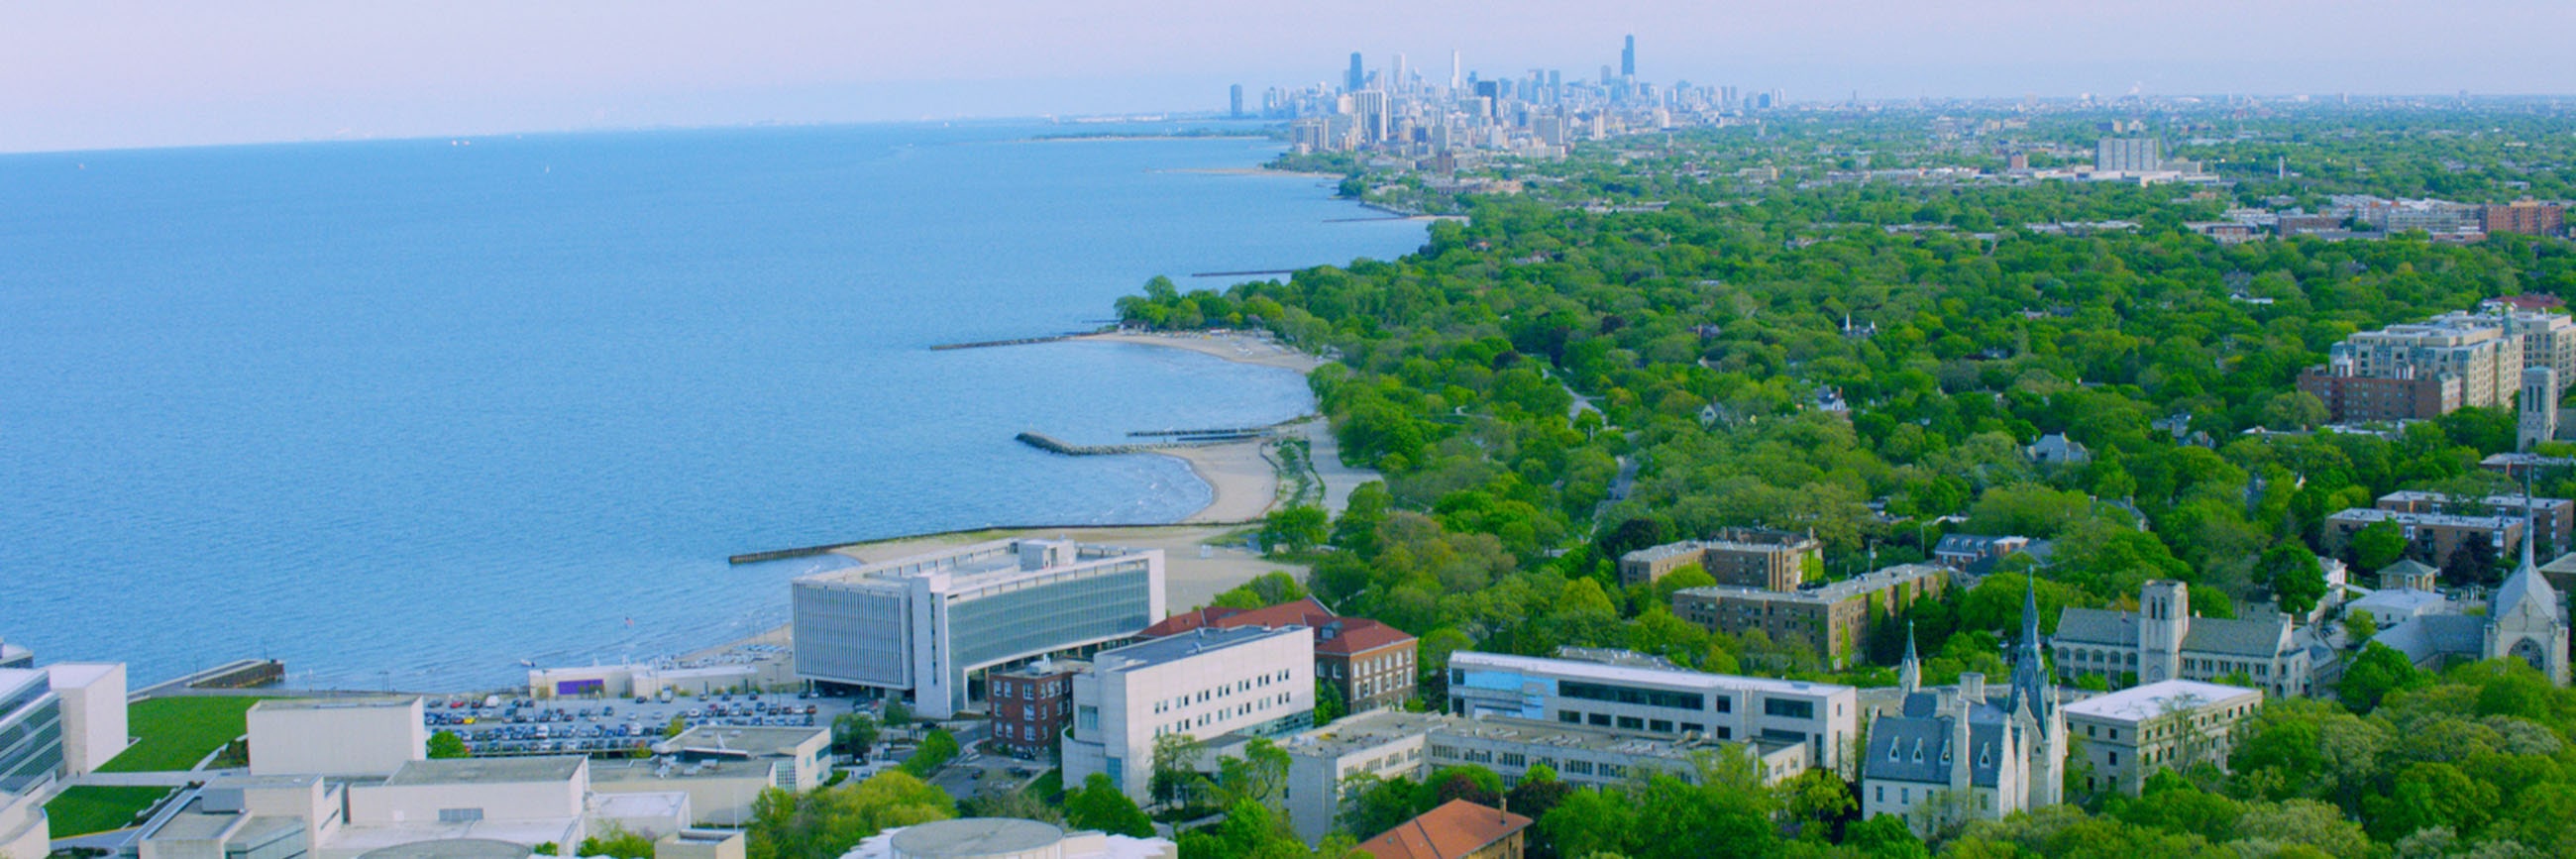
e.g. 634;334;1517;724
589;726;830;826
1;661;132;794
1;790;45;859
336;757;590;858
2062;680;2263;795
1445;650;1859;773
1063;626;1314;803
794;539;1165;718
249;698;430;778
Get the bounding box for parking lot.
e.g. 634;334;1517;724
419;691;862;757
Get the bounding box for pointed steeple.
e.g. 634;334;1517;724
2008;575;2051;719
1898;621;1921;695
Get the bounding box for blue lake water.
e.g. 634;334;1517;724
0;121;1424;689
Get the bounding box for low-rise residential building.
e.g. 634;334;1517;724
1672;564;1950;666
1930;535;2040;577
1355;800;1531;859
1617;529;1822;590
988;659;1083;760
2062;680;2263;795
1063;626;1315;803
1140;598;1418;713
2297;364;2460;423
2376;490;2575;552
2051;582;2325;698
793;538;1165;718
1445;650;1857;772
2324;507;2522;571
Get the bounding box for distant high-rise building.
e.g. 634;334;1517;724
1622;35;1636;77
1230;84;1243;119
2094;137;2164;172
1347;53;1365;93
1393;54;1407;93
1450;51;1461;90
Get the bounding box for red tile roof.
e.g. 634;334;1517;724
1357;800;1531;859
1137;597;1415;655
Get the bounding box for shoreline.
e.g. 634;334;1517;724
1066;330;1328;523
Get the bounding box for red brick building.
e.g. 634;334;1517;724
2297;366;2460;423
1139;597;1420;713
988;659;1083;759
2484;200;2567;237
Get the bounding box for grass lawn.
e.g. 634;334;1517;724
1026;768;1063;801
45;786;175;836
98;697;268;773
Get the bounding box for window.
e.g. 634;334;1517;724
1616;716;1644;730
2107;751;2118;766
1558;710;1580;724
1558;681;1705;710
1714;696;1733;713
1501;752;1526;767
1681;722;1704;734
1875;786;1883;803
1588;713;1611;727
1077;705;1099;731
438;808;484;823
1649;719;1673;733
1764;698;1816;719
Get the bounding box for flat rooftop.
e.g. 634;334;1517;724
43;662;119;688
1280;710;1454;758
2062;680;2261;722
796;538;1152;588
2327;507;2516;529
1096;625;1299;671
0;668;42;695
590;756;776;785
253;696;419;711
1451;651;1853;698
665;725;825;756
381;756;585;787
1677;564;1947;604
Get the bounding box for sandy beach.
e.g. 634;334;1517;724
1070;329;1327;373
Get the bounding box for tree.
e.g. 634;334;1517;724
1212;571;1312;610
1062;773;1153;837
2339;642;2423;712
665;714;688;738
1314;678;1346;725
745;771;954;859
1150;733;1206;808
1260;505;1331;555
902;728;958;777
1843;813;1929;859
883;700;914;727
1215;738;1291;809
2343;608;2377;646
578;823;659;859
2259;546;2327;616
832;713;881;758
2352;519;2409;571
427;730;469;759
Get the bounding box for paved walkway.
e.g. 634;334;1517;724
67;771;204;788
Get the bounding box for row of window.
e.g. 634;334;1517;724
1150;692;1296;738
1150;670;1294;715
1553;709;1726;738
993;678;1065;700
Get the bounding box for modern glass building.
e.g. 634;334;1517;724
793;539;1164;718
0;669;64;795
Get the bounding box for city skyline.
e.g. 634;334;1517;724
8;2;2576;154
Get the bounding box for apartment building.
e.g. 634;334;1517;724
989;659;1084;760
1618;529;1822;589
2296;364;2460;423
1445;650;1857;772
2324;507;2522;572
2330;318;2522;409
2375;490;2574;550
2062;680;2262;795
1672;564;1950;665
793;538;1165;718
1063;626;1314;802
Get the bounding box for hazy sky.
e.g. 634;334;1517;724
6;1;2573;154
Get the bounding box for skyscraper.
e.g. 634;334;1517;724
1230;84;1243;119
1450;51;1461;91
1622;35;1636;77
1347;53;1365;93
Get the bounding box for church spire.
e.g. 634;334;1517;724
1899;620;1921;695
2008;575;2051;718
